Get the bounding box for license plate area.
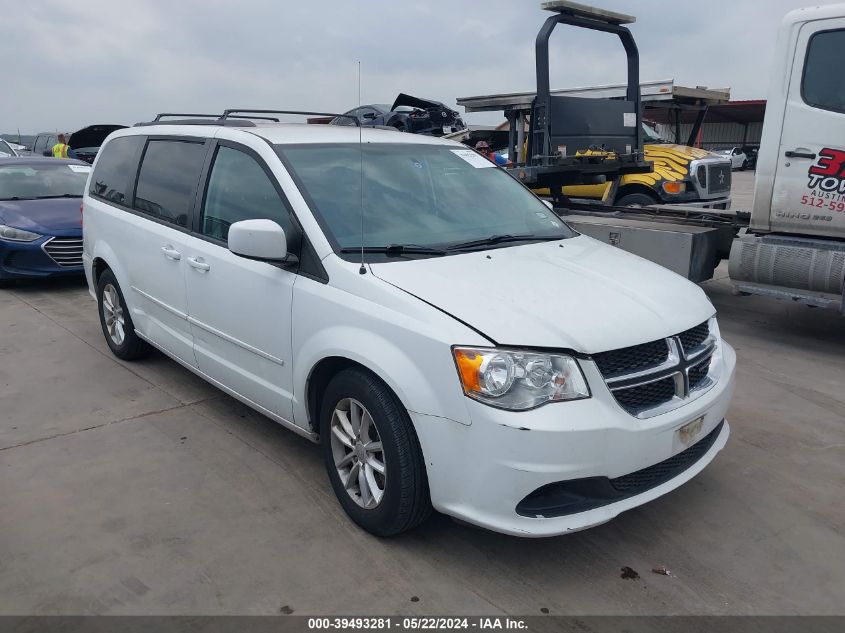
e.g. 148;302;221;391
675;415;704;451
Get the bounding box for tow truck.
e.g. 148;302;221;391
456;1;748;283
457;0;845;312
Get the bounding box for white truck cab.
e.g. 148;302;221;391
730;4;845;311
82;114;735;537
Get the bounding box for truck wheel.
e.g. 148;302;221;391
616;192;658;207
97;269;150;360
321;368;432;536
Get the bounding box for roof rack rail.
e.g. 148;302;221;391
153;113;219;121
220;109;360;126
134;118;258;128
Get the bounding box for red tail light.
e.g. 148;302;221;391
80;202;84;227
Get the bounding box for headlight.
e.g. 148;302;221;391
0;224;41;242
453;347;590;410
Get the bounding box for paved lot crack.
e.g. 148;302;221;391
9;289;196;404
0;399;217;453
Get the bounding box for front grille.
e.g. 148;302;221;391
594;320;716;417
613;376;677;416
706;162;731;194
688;357;711;390
610;421;723;493
593;339;668;377
516;421;725;517
678;322;709;353
43;237;83;267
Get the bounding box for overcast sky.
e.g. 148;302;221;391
0;0;832;133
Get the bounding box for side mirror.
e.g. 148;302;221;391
228;219;288;262
362;112;378;120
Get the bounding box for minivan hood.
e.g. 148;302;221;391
369;236;714;354
0;198;83;234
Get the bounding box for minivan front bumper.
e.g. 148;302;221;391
413;341;735;537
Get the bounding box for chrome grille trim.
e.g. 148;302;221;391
42;237;83;267
594;318;720;418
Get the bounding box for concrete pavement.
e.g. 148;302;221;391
1;264;843;615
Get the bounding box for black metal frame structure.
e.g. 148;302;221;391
504;3;652;196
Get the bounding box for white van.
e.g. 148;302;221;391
730;4;845;310
82;116;735;537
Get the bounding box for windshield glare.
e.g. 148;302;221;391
0;163;89;200
277;144;574;255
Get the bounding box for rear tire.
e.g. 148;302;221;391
96;269;150;360
320;368;431;536
616;192;659;207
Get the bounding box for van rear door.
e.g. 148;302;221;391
770;19;845;237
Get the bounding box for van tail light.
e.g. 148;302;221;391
80;203;84;227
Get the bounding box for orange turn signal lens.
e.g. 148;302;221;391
662;181;685;194
453;348;483;393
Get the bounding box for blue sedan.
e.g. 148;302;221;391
0;157;90;285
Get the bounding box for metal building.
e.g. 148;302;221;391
649;100;767;150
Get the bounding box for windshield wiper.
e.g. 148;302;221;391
339;244;447;257
32;194;81;199
446;234;561;251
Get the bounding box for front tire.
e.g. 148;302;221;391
97;269;150;360
321;368;431;536
616;192;659;207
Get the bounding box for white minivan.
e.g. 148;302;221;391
82;115;736;537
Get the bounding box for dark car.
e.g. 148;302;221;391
331;93;466;136
68;124;126;163
0;157;89;284
31;125;126;161
31;132;59;157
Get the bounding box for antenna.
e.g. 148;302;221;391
358;60;366;275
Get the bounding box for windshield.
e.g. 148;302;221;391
0;140;15;157
0;163;90;200
277;143;575;257
642;122;669;144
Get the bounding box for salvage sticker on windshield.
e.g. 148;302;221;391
67;165;91;173
451;149;494;168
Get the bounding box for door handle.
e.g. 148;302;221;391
187;256;211;272
785;150;816;159
161;245;181;260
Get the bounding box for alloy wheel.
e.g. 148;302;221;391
329;398;387;509
101;283;125;346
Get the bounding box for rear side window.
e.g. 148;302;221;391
200;145;296;244
90;135;144;205
802;29;845;114
134;140;207;227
